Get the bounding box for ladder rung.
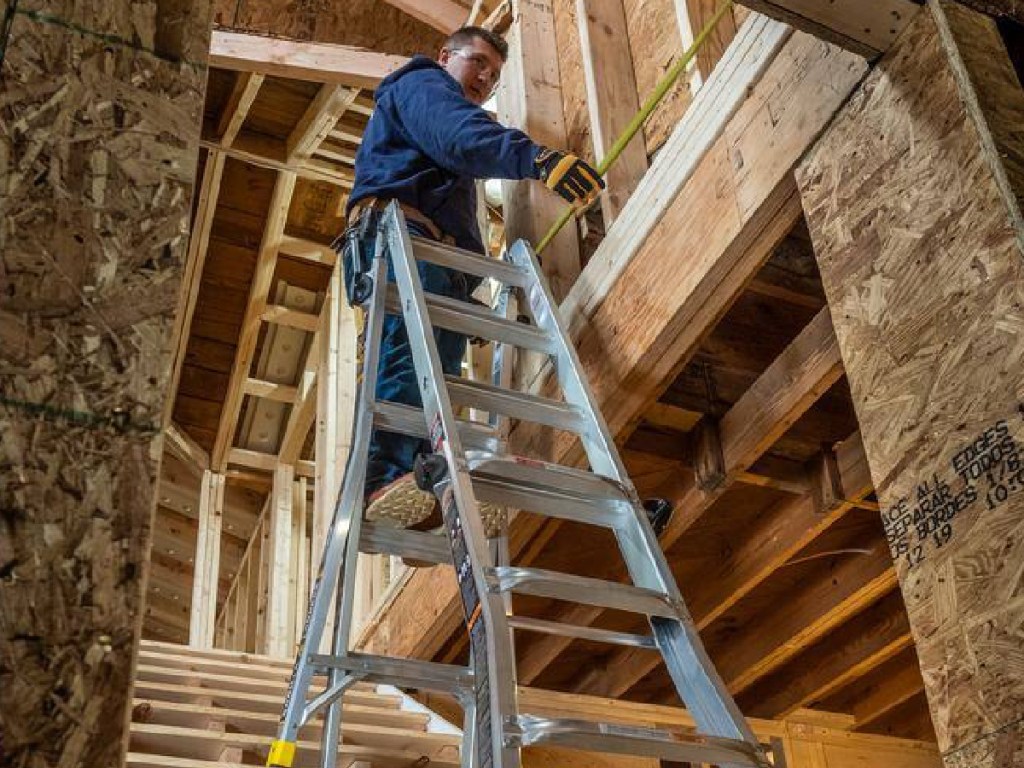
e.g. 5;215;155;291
469;457;632;528
486;567;679;618
359;522;452;565
309;652;473;693
386;285;556;354
372;401;501;453
446;377;585;434
506;616;656;648
411;236;531;288
511;715;768;767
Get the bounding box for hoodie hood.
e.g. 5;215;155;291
375;55;458;102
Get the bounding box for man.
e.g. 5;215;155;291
343;26;603;537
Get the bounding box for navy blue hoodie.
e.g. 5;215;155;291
348;55;544;254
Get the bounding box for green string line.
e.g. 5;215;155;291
536;0;735;254
0;6;208;72
0;396;159;434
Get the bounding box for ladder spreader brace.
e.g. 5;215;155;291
267;202;778;768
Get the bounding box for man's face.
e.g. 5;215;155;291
438;36;503;105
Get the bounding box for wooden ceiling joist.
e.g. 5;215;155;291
738;589;914;718
210;30;409;89
227;447;317;478
287;85;361;161
380;0;468;33
217;72;266;146
713;539;898;696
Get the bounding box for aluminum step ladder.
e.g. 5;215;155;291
267;202;776;768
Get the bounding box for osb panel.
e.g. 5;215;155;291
0;0;210;767
623;0;693;154
215;0;444;57
797;6;1024;763
551;0;594;163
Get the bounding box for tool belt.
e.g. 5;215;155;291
346;197;452;243
337;198;454;306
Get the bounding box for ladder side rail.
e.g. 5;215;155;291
321;237;394;768
270;254;389;758
505;240;761;754
506;240;630;483
383;203;521;768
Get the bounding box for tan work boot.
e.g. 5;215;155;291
365;473;436;529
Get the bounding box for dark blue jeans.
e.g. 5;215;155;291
344;220;478;495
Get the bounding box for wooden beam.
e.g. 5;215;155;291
279;235;338;267
243;377;299;404
558;14;790;340
165;422;211;472
217;71;265;147
796;2;1024;761
736;0;922;57
228;447;316;478
738;589;914;718
209;30;408;90
189;472;226;648
381;0;467;32
312;266;358;595
291;478;310;652
265;465;295;657
498;0;581;301
199;133;354;189
816;646;925;731
677;0;741;86
0;0;212;761
642;402;702;432
212;171;297;469
262;304;320;333
576;0;648;222
714;539;898;695
166;150;226;420
287;85;360;162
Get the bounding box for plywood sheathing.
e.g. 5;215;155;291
0;0;211;765
552;0;742;161
796;2;1024;764
212;0;445;58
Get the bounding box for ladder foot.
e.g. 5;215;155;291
266;739;296;767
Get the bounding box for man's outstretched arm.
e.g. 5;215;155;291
391;72;604;204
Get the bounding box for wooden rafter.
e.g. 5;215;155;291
217;71;265;147
211;171;297;469
210;30;408;89
380;0;467;33
287;85;360;162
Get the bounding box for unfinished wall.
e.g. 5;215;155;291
797;2;1024;765
0;0;212;766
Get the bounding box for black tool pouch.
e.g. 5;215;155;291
334;207;380;306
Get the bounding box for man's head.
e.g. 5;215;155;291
438;26;507;105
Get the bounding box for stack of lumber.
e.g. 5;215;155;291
128;640;461;767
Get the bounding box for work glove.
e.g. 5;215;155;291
534;148;605;206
